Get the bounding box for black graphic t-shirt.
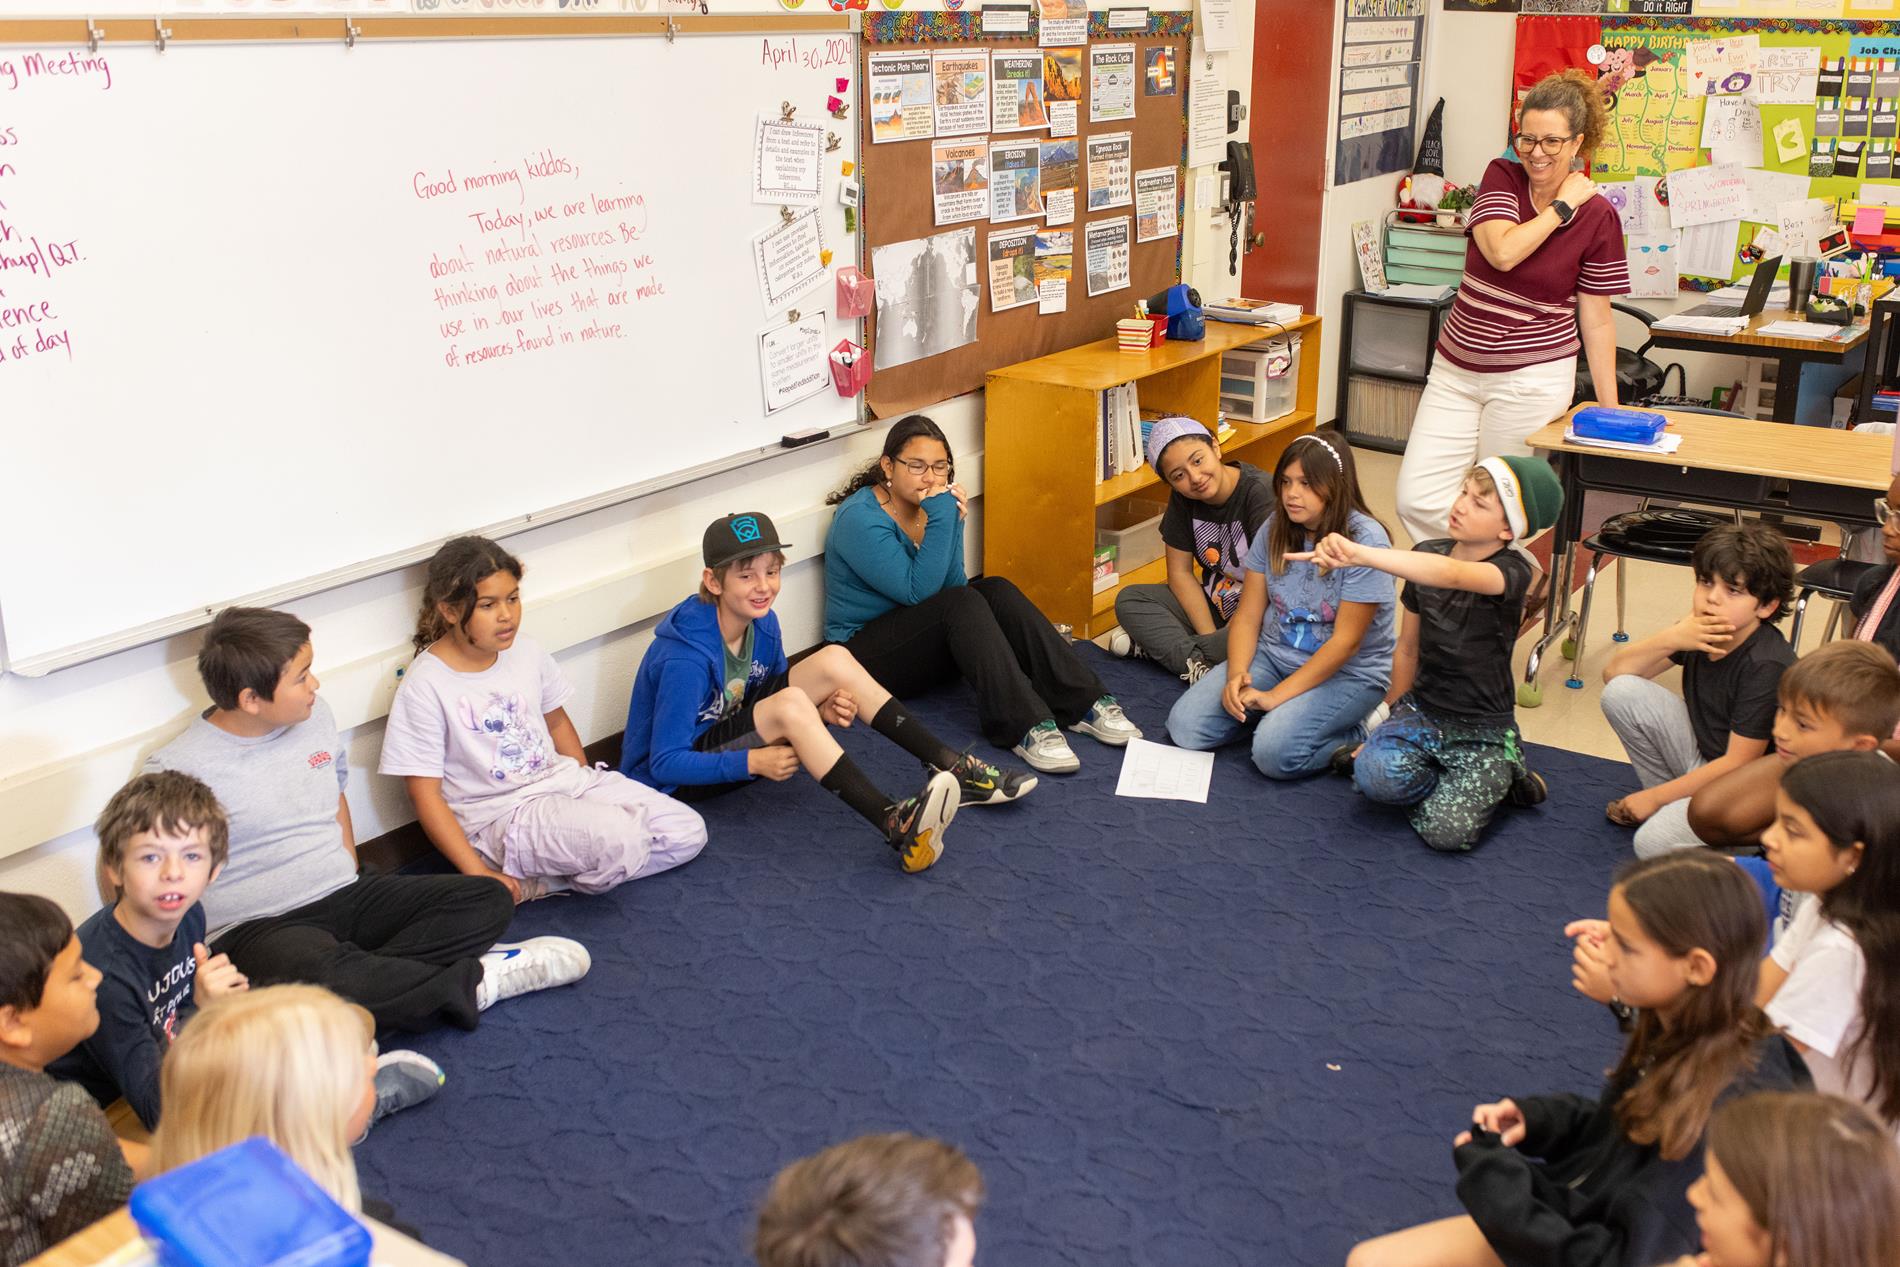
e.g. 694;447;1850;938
1159;461;1274;623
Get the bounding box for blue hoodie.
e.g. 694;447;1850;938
619;595;788;792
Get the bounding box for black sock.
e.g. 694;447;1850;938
869;699;961;770
819;755;896;832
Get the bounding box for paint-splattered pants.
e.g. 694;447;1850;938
1353;697;1524;852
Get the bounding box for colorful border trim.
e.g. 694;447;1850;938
864;10;1191;42
1599;16;1900;35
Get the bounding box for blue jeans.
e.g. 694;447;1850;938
1166;645;1386;779
1352;698;1521;852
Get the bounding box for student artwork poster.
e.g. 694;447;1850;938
1087;132;1133;211
1035;230;1072;313
1043;49;1083;137
1085;217;1132;296
869;52;934;144
1041;138;1078;226
987;226;1038;312
1134;166;1178;241
931;140;990;226
991;51;1049;132
1090;46;1137;122
990;141;1044;222
933;49;991;138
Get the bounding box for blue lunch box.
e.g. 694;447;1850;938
1570;406;1668;446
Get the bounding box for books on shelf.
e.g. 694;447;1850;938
1099;382;1142;478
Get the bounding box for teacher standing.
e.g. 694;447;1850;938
1395;69;1629;547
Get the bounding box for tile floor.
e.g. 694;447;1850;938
1099;444;1857;766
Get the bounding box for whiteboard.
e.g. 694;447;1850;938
0;26;860;671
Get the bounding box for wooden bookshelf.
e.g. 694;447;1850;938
984;315;1322;640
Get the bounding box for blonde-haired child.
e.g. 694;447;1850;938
154;984;379;1216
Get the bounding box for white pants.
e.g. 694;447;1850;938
1395;357;1575;546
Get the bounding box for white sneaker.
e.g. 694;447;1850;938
1360;700;1392;737
1013;720;1082;773
475;937;592;1011
1105;629;1136;657
1068;696;1143;747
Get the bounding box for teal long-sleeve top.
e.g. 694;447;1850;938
823;485;967;642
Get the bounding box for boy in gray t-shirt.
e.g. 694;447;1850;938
146;607;591;1030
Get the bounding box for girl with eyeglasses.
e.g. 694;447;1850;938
1847;471;1900;663
823;415;1141;776
1393;69;1631;549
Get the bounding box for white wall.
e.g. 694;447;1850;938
0;0;1251;920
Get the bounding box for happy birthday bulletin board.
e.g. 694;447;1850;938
1516;13;1900;289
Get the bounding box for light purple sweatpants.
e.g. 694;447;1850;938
471;760;707;894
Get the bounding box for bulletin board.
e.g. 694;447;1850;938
1528;14;1900;288
857;11;1191;418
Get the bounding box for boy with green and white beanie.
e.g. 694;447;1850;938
1295;455;1564;851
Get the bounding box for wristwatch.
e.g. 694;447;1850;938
1550;198;1576;226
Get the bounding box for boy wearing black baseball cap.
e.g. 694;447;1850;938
620;513;1030;872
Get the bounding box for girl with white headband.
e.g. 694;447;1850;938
1166;432;1397;779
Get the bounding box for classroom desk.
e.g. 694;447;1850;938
1519;410;1891;704
23;1209;466;1267
1641;310;1868;424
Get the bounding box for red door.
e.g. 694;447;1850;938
1239;0;1335;309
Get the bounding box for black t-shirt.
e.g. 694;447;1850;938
1400;541;1534;727
1670;623;1797;761
1850;563;1900;659
1158;461;1274;623
47;902;204;1130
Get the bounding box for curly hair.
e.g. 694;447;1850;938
1521;68;1609;154
827;416;955;506
1691;519;1797;624
410;535;524;657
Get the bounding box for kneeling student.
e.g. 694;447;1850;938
622;513;1035;874
1313;457;1560;851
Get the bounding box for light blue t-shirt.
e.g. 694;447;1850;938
1242;509;1396;686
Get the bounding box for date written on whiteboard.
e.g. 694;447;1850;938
761;38;852;73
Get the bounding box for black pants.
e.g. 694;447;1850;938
844;576;1105;748
211;873;514;1033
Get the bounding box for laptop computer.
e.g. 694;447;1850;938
1676;255;1783;319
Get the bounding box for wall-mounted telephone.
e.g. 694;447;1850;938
1219;141;1257;275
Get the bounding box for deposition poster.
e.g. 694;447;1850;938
869;52;935;144
1090;46;1137;122
1087;132;1134;210
933;49;992;137
931;139;991;225
1035;230;1073;313
992;51;1050;131
1084;216;1132;296
988;226;1039;311
1041;138;1079;225
872;227;981;371
990;140;1045;222
1135;166;1178;240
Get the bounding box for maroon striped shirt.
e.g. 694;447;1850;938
1437;158;1630;374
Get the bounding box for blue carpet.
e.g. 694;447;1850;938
356;644;1637;1266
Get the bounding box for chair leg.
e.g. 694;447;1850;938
1823;599;1847;644
1612;557;1629;643
1568;551;1607;690
1792;589;1811;649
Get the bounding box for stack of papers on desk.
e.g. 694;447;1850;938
1563;426;1685;455
1755;320;1835;340
1650;313;1749;335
